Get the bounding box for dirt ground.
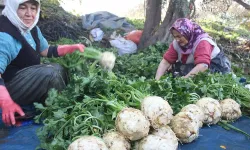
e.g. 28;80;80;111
220;39;250;76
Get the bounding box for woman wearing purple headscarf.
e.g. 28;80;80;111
155;18;231;80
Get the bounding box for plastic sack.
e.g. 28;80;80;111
81;11;135;32
110;37;137;56
89;28;104;42
245;84;250;91
124;30;143;45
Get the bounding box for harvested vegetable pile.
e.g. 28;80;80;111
35;41;250;149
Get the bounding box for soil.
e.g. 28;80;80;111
220;39;250;77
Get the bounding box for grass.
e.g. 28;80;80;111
126;18;145;30
198;19;250;43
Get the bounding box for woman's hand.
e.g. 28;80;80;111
41;44;85;57
0;86;25;126
155;59;172;80
57;44;85;56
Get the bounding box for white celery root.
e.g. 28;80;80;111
100;51;116;71
181;104;205;127
103;131;131;150
220;98;242;120
196;97;222;125
115;108;150;141
141;96;173;129
68;136;108;150
170;112;200;143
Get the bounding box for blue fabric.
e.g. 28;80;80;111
0;116;250;150
0;26;49;73
179;116;250;150
0;122;42;150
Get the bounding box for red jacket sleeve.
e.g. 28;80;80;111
194;40;213;65
163;43;178;64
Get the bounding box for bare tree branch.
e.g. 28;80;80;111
234;0;250;10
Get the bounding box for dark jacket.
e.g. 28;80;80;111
0;16;40;82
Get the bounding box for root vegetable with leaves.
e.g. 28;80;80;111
141;96;173;129
220;98;242;121
151;126;179;149
67;136;108;150
115;108;150;141
80;47;116;71
196;97;222;125
181;104;205;127
170;111;200;143
103;131;131;150
136;134;178;150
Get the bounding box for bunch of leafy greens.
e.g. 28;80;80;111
35;40;250;150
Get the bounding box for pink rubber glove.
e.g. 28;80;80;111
0;86;25;126
57;44;85;56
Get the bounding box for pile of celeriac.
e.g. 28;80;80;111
67;96;241;150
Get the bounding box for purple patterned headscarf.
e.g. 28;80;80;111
170;18;210;54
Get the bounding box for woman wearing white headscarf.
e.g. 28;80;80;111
0;0;85;126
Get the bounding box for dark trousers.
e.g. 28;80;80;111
5;63;67;106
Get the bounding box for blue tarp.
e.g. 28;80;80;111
0;116;250;150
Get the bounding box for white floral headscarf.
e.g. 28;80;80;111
2;0;40;33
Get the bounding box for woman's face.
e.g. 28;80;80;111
17;1;38;27
172;29;189;47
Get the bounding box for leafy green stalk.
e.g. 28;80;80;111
218;120;250;138
78;47;102;60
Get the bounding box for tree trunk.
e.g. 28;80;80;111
138;0;162;49
138;0;190;50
